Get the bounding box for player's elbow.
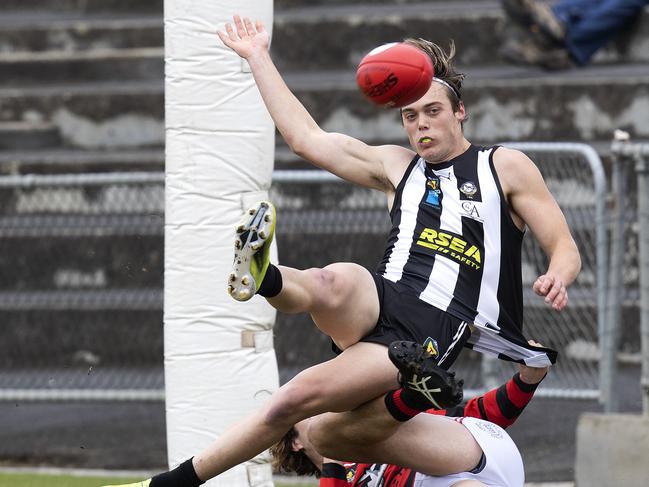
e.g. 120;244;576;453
289;136;310;161
568;238;582;277
574;247;582;275
284;130;312;159
551;236;581;283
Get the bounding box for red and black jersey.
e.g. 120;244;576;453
319;463;417;487
319;372;541;487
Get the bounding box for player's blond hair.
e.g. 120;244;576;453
404;38;466;114
269;426;321;477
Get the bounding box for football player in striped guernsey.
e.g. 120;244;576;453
102;14;580;487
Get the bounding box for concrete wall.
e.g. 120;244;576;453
575;413;649;486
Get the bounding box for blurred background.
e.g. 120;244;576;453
0;0;648;484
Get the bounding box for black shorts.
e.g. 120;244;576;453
359;273;471;370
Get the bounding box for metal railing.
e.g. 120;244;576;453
610;137;649;415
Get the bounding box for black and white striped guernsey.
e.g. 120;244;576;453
377;144;557;366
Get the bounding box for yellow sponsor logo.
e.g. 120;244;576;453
417;228;482;270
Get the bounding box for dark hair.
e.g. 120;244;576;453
269;427;321;478
403;38;467;121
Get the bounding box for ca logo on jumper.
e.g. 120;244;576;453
461;201;482;222
423;337;439;357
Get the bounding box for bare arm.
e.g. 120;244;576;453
217;16;412;192
494;147;581;311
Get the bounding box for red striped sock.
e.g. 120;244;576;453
384;389;428;422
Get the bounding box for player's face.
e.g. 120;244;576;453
401;83;466;163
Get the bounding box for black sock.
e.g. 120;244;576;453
150;458;203;487
257;264;283;298
384;388;433;422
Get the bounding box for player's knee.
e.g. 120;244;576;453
264;384;312;426
305;266;346;309
263;379;325;426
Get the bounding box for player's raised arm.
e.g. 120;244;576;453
217;15;408;192
493;147;581;311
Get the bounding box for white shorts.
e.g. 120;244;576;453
413;417;524;487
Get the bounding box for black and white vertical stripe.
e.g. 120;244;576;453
378;145;526;344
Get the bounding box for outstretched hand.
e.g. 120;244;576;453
533;273;568;311
217;15;269;59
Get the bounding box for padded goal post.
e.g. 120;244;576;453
164;2;277;486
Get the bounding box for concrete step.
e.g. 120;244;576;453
0;289;162;311
0;14;162;53
272;2;649;70
1;0;161;12
5;3;641;69
0;122;61;150
0;148;164;174
272;2;503;71
2;60;647;146
0;81;164;149
0;48;163;85
0;234;162;289
281;63;649;144
0;309;163;367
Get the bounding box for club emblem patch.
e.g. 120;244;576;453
423;337;439;357
460;181;477;197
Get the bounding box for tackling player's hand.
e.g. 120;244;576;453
533;273;568;311
517;340;549;384
217;15;269;59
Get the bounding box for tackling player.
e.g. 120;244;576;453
273;359;548;487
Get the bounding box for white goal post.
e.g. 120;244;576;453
164;2;278;486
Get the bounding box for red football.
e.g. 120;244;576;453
356;42;434;108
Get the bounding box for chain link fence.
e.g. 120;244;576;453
0;172;165;401
0;143;606;402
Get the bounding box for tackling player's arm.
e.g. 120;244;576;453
493;147;581;311
435;342;549;429
455;363;547;428
217;16;413;193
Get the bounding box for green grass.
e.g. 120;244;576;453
0;473;143;487
0;472;317;487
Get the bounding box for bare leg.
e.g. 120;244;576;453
192;342;397;480
309;342;467;470
310;392;401;448
310;406;483;477
268;262;380;349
